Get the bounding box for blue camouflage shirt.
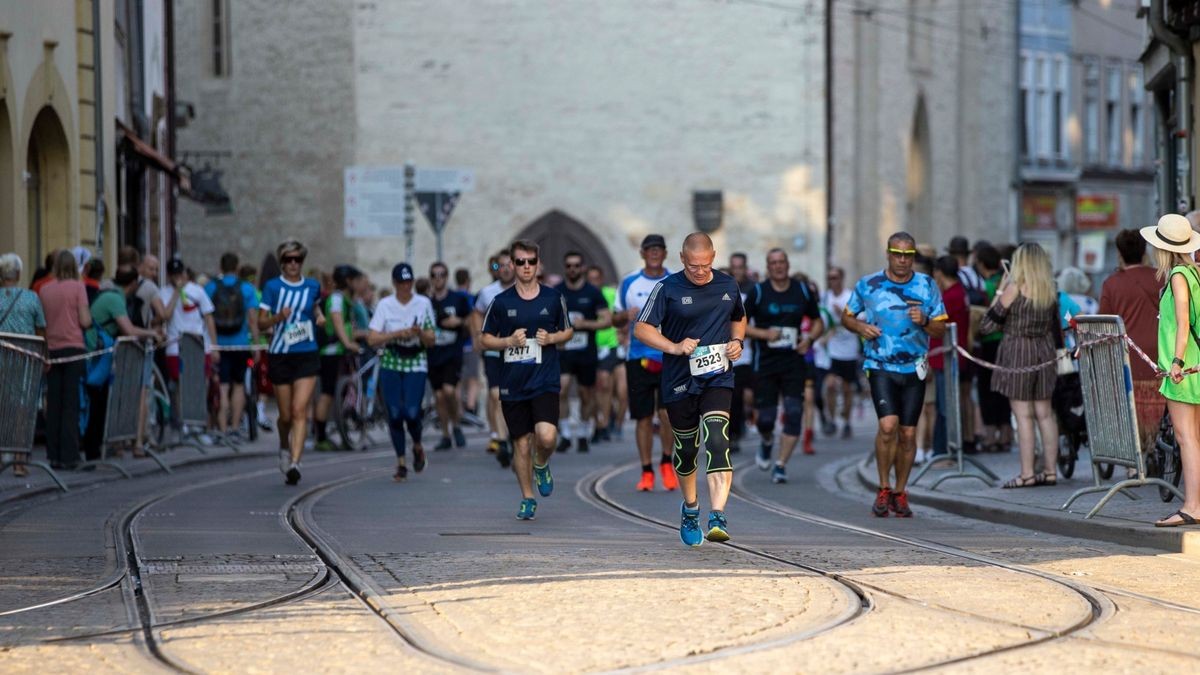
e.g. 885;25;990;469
845;270;946;374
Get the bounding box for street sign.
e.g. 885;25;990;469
415;191;461;235
413;167;474;193
343;166;407;238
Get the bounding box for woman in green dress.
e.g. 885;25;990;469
1142;214;1200;527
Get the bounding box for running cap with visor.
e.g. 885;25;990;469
641;234;667;250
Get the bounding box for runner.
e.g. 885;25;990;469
313;264;365;451
205;252;261;439
258;239;326;485
368;263;436;481
479;240;574;520
554;251;611;453
744;249;824;484
727;252;756;454
613;235;678;492
635;233;746;546
429;261;471;450
472;251;516;466
820;266;860;438
841;232;947;517
588;264;625;443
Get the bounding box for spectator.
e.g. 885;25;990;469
160;258;219;437
947;236;986;304
81;266;159;460
0;253;46;477
1057;267;1099;315
973;243;1011;453
37;250;93;470
82;258;104;304
980;243;1060;488
30;251;58;293
1140;215;1200;527
134;253;170;330
205;253;260;438
930;255;969;461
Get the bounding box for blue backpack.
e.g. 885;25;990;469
84;325;115;387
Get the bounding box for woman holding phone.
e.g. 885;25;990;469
979;243;1060;488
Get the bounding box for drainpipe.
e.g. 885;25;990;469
1149;0;1193;212
92;0;106;251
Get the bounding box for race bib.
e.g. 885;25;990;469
435;329;458;347
282;320;314;348
689;344;729;377
915;355;929;381
767;326;799;350
504;341;543;364
564;332;588;351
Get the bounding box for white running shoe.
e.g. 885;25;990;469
278;450;291;475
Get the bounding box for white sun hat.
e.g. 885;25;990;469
1140;214;1200;254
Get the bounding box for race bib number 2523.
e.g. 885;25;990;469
689;344;729;377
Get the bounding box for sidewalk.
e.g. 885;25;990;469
850;447;1200;556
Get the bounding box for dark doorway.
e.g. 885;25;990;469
514;210;618;284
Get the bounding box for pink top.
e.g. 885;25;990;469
38;279;89;351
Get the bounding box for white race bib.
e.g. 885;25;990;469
282;320;314;348
915;355;929;381
435;329;458;347
504;341;543;364
767;326;799;350
689;344;730;377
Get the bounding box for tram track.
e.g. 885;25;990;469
580;460;1118;671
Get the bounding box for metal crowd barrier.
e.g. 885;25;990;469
1061;315;1183;518
0;332;67;491
164;332;221;452
79;338;171;476
911;323;997;489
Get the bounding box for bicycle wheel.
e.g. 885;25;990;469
1056;433;1077;479
243;360;258;442
335;375;368;451
1097;463;1115;480
1160;440;1182;503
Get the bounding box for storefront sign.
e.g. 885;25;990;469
1021;194;1058;231
1076;194;1119;230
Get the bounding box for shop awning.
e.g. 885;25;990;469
118;122;178;176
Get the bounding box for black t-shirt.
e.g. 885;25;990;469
430;290;471;366
554;281;607;358
637;270;745;404
743;279;821;373
481;284;571;401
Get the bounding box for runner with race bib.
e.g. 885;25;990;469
634;233;746;546
554;250;611;453
479;240;574;521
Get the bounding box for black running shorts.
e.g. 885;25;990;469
626;358;662;420
866;369;925;427
501;391;559;439
665;387;733;430
753;367;805;409
268;352;320;386
428;358;462;390
559;351;598;387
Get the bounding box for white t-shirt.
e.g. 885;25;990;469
369;293;436;372
474;280;512;357
821;288;861;362
160;282;214;356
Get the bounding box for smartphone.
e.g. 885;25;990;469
1001;259;1011;275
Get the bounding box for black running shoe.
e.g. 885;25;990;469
285;465;301;486
556;437;570;453
577;437;590;453
452;426;467;447
434;437;453;451
412;445;427;473
496;442;512;468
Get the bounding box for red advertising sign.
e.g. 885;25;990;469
1022;194;1058;231
1076;194;1119;230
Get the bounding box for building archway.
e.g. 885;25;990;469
26;107;71;264
0;102;12;257
906;95;932;244
514;210;618;284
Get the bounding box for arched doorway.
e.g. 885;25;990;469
515;210;618;284
26;107;71;265
0;103;12;256
906;95;932;244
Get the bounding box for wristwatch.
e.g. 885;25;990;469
731;338;744;348
1173;357;1186;368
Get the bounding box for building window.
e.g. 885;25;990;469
1130;69;1144;167
1106;65;1122;166
1020;52;1032;158
212;0;231;77
1083;62;1100;164
1022;51;1068;162
1053;56;1067;159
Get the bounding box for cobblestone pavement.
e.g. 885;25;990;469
0;418;1198;673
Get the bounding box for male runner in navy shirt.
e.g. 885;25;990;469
554;250;611;453
480;240;574;521
635;233;746;546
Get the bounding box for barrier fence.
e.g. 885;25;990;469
1061;315;1184;518
0;332;67;491
81;339;171;476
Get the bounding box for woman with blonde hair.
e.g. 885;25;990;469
979;242;1060;487
1142;214;1200;527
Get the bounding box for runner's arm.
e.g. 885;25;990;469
633;321;688;356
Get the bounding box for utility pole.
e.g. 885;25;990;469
404;162;415;264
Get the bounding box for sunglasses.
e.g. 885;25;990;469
514;257;538;267
887;248;917;258
431;271;448;278
564;262;583;269
281;256;305;265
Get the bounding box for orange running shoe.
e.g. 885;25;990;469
487;439;499;454
636;471;655;492
660;462;679;491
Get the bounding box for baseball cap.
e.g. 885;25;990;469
946;236;970;256
333;264;362;285
166;258;186;275
641;234;667;250
391;263;414;282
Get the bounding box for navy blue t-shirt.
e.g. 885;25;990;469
481;284;571;401
430;290;471;367
637;270;746;403
554;281;607;357
744;279;821;373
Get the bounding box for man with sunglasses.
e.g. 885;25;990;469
480;240;574;520
472;251;516;466
613;234;678;492
635;232;747;546
842;232;947;518
821;266;859;439
429;261;471;450
743;248;824;484
554;251;612;453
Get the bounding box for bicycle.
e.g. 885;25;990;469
1147;407;1183;503
241;354;259;442
334;349;386;450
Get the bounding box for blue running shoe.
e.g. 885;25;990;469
771;464;787;484
680;502;703;547
533;463;554;497
706;511;730;542
517;498;537;520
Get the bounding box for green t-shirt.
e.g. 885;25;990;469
321;291;355;356
980;272;1004;343
86;289;127;350
595;285;619;350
